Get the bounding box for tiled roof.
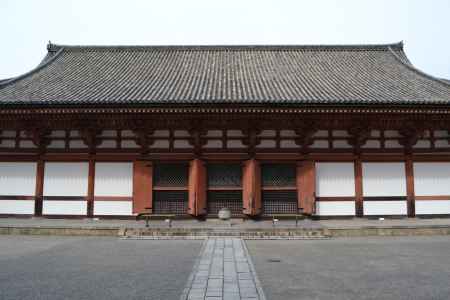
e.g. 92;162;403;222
0;42;449;106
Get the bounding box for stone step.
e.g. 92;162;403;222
121;235;330;240
120;228;331;239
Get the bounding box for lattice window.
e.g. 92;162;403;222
261;164;296;187
153;191;188;215
207;191;242;216
262;191;298;215
207;164;242;187
153;164;188;187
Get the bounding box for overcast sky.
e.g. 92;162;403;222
1;0;449;79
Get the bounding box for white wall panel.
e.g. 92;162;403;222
316;163;355;197
0;200;34;214
315;201;356;216
94;163;133;196
227;140;246;148
43;162;88;196
43;201;87;215
416;200;450;215
94;201;132;215
362;163;406;196
0;162;37;195
413;162;450;196
363;201;407;215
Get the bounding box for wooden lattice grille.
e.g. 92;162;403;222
261;164;296;187
206;163;242;216
207;191;243;216
207;164;242;187
153;191;188;215
153;164;188;187
261;164;297;215
262;191;298;214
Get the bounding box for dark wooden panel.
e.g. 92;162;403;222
0;196;35;200
316;197;355;202
416;196;450;200
363;196;407;201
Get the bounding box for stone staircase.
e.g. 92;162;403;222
119;227;331;240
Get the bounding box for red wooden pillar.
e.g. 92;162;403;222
34;159;45;216
242;158;261;216
405;157;415;217
354;158;364;217
87;159;95;217
298;159;315;216
133;161;153;214
188;158;207;216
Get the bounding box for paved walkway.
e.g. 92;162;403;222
181;238;265;300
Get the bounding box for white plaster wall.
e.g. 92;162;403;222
0;200;34;214
43;201;87;215
0;162;37;195
94;201;133;215
315;201;356;216
173;140;193;148
316;163;355;197
362;163;406;196
416;200;450;215
203;140;222;148
94;163;133;196
256;140;276;148
121;140;139;148
363;201;407;215
43;162;89;196
97;140;117;148
227;140;246;148
413;162;450;196
310;140;328;148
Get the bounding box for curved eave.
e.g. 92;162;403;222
388;46;450;88
0;47;65;89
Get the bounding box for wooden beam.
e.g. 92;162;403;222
354;158;363;217
132;161;153;214
34;159;45;216
242;158;262;216
188;158;207;216
298;160;316;215
86;159;95;217
405;157;415;217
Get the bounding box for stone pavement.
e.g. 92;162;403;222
181;238;266;300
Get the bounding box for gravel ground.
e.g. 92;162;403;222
0;236;202;300
246;236;450;300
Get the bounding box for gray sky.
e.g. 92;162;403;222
1;0;449;79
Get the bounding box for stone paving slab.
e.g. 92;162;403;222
247;237;450;300
181;238;266;300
